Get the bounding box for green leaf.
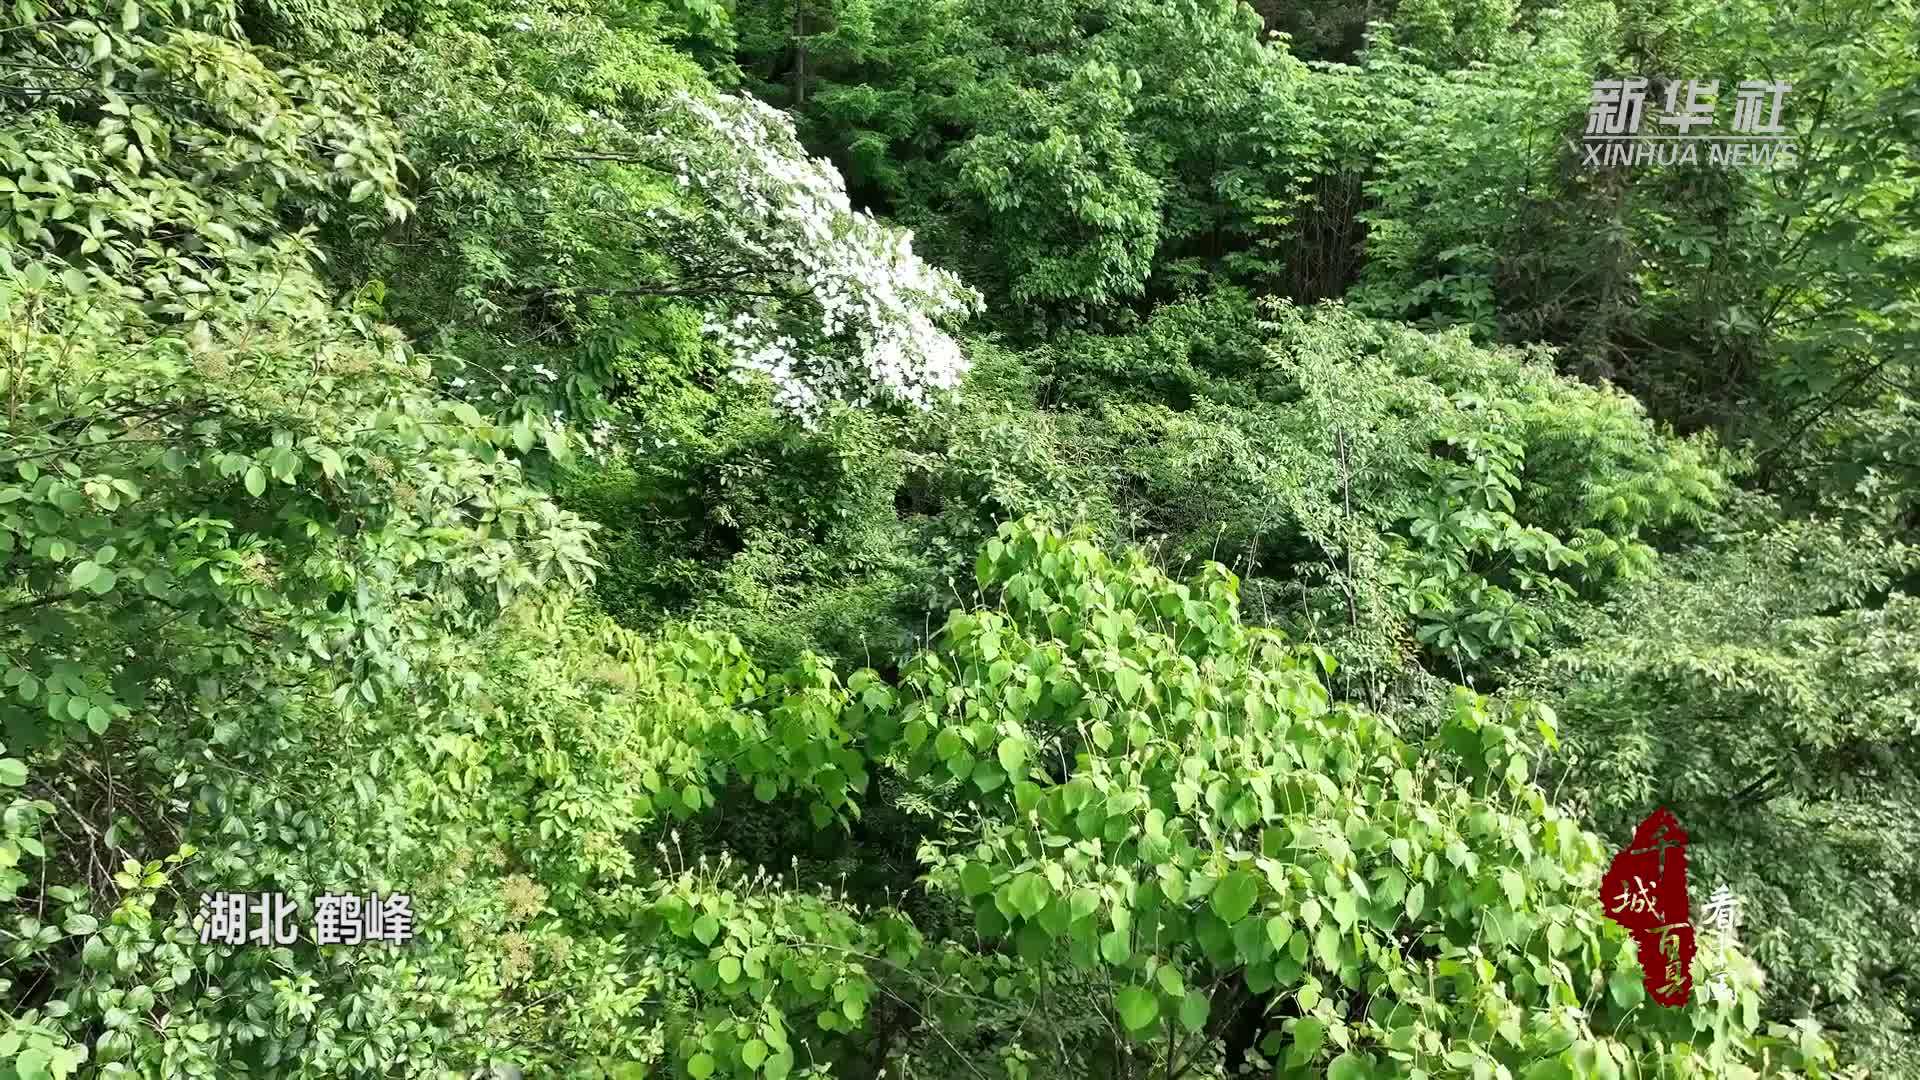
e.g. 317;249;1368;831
14;1048;52;1080
69;560;101;590
1178;990;1210;1033
0;758;26;786
1332;891;1358;930
1609;969;1646;1009
1404;882;1425;920
691;914;720;946
1288;1017;1326;1064
1533;702;1559;750
1010;872;1052;919
1099;928;1131;965
688;1052;716;1079
1524;1060;1573;1080
1209;869;1259;925
742;1040;768;1069
1500;867;1524;908
1115;985;1159;1031
1328;1050;1370;1080
244;465;266;497
1314;922;1341;968
959;862;995;896
1266;915;1292;951
971;760;1005;793
996;735;1028;776
1155;964;1184;996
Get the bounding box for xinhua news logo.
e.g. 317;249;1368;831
1582;77;1795;169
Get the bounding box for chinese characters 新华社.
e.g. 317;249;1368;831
1583;77;1795;169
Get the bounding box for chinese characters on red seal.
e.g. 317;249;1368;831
1599;807;1696;1006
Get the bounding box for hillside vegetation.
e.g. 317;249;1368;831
2;0;1916;1077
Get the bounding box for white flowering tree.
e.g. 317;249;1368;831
356;12;982;429
671;92;982;424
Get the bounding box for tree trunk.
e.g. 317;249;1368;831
792;3;809;107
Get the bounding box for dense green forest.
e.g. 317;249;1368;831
2;0;1917;1075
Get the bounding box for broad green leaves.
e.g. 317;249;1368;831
1005;873;1052;920
1328;1050;1371;1080
1209;870;1260;925
0;0;1898;1074
1290;1017;1326;1064
1177;990;1208;1033
997;734;1029;776
902;518;1824;1072
0;0;593;1073
1115;986;1159;1031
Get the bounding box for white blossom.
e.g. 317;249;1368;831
660;91;983;426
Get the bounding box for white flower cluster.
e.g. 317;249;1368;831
665;92;983;425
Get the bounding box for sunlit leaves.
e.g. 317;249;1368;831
1209;870;1259;925
899;517;1808;1070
